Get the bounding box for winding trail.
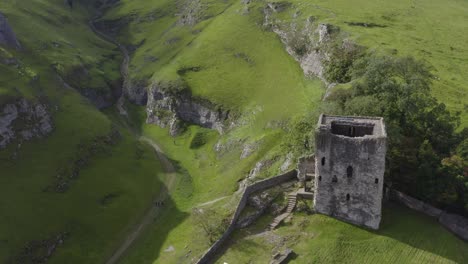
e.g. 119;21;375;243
87;5;178;264
106;136;178;264
195;196;229;207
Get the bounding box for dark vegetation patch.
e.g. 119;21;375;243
165;37;181;45
192;208;231;243
345;22;387;28
267;1;292;13
157;79;191;96
43;127;121;193
100;192;122;206
144;55;158;63
14;232;69;264
324;41;365;83
135;142;145;159
234;52;255;66
190;131;209;149
177;66;202;76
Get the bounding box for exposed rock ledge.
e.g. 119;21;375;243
0;12;21;50
146;81;230;136
0;99;53;149
264;6;343;98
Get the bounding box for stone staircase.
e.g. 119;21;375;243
269;192;298;230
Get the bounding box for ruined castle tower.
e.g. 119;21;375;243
313;114;387;230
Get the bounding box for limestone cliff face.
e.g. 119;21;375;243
264;8;332;83
0;99;53;149
0;12;21;50
146;82;230;135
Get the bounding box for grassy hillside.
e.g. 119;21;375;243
0;1;166;263
0;0;467;263
99;1;468;263
220;203;468;263
0;0;121;100
266;0;468;125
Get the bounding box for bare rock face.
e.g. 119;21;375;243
78;86;121;109
0;12;21;50
240;140;262;159
0;99;53;149
177;0;204;26
124;79;148;106
146;81;230;134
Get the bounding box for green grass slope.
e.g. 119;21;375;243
266;0;468;125
104;0;468;262
0;0;121;95
221;203;468;263
0;1;167;263
1;0;467;263
102;1;468;263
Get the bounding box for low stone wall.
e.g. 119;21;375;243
389;189;443;218
197;170;298;264
389;188;468;242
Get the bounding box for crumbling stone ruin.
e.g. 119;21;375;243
313;114;387;230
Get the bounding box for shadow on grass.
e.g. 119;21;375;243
209;213;277;264
117;186;190;264
377;201;468;263
117;153;192;264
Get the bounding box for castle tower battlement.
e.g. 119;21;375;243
313;114;387;230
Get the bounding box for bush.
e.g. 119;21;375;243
324;43;364;83
190;131;208;149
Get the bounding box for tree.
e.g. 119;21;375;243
326;54;466;215
192;208;230;243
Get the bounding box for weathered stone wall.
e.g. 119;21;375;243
196;170;297;264
297;155;315;181
389;189;442;217
389;189;468;242
314;116;386;230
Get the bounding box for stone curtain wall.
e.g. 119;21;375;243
196;170;298;264
389;188;468;242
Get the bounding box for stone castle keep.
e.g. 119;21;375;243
313;114;387;230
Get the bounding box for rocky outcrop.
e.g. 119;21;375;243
16;232;68;263
44;128;121;193
240;140;262;159
124;79;148;106
0;12;21;50
264;9;364;99
237;188;280;228
78;85;121;109
177;0;204;26
0;99;53;149
146;81;230;135
264;11;331;82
